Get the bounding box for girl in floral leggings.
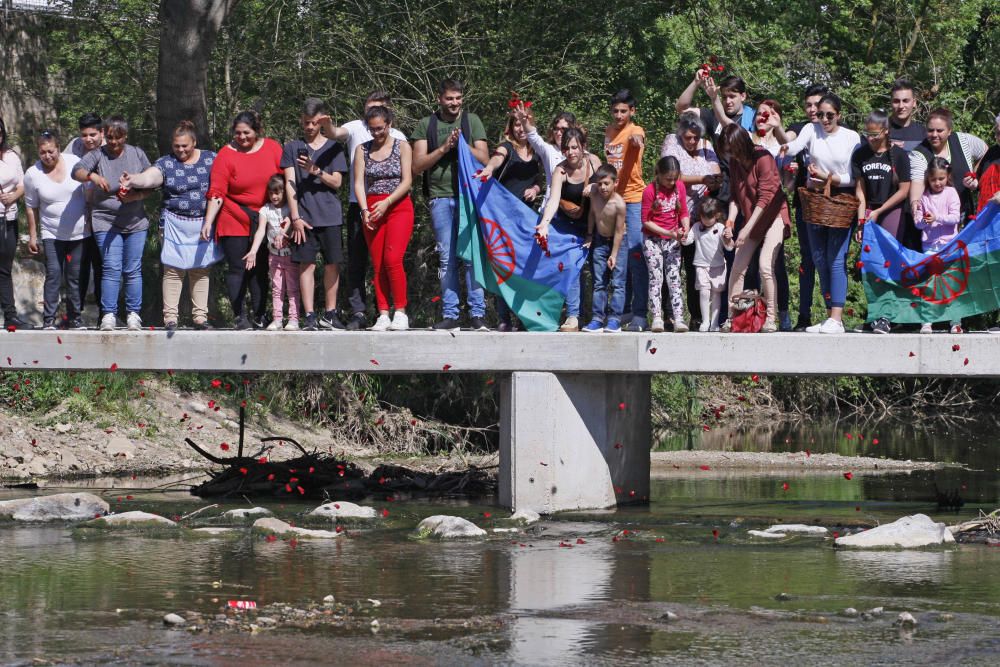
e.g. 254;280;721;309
641;156;690;332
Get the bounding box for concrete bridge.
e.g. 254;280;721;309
4;330;994;513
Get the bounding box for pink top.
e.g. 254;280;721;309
916;186;961;252
641;181;688;236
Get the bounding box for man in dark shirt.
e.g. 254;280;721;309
888;78;926;152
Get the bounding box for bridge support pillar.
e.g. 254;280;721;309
499;372;651;514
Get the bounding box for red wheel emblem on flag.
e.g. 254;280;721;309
481;217;516;284
899;240;970;305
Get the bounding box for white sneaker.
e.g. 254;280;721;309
804;321;823;333
650;317;665;333
920;323;933;334
699;321;710;332
389;311;409;331
673;320;689;333
370;314;392;331
126;312;142;331
284;319;299;331
266;319;283;331
817;318;845;334
99;313;116;331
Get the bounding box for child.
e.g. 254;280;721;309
642;156;690;332
583;165;627;332
244;174;300;331
682;197;733;331
914;157;962;334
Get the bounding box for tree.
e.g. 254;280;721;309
156;0;239;153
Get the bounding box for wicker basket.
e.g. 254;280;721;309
797;177;859;229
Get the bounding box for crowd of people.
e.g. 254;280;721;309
1;73;998;334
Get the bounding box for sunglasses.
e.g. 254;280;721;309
817;112;838;121
863;130;884;138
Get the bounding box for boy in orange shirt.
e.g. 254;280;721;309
603;89;648;331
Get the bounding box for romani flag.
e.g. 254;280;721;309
456;136;587;331
860;202;1000;323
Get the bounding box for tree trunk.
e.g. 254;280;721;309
156;0;239;154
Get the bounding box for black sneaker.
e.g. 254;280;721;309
43;318;58;330
235;315;253;330
302;312;318;331
432;317;460;330
793;317;811;332
165;321;177;332
469;316;490;331
4;316;34;330
252;315;270;330
193;320;212;331
345;313;366;331
69;316;87;330
320;310;345;330
872;317;891;334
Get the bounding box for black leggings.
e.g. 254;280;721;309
0;220;16;320
219;235;269;320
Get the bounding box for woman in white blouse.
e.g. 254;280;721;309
0;116;29;329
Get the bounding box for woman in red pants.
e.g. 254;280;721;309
352;106;414;331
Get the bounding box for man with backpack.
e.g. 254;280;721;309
412;78;490;330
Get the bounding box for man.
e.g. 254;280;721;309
282;98;349;331
64;112;104;327
676;72;755;137
319;91;408;330
412;78;490;330
888;79;926;152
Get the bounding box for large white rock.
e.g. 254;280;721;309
252;517;341;539
414;515;487;539
309;501;377;520
96;511;178;527
0;493;109;522
510;509;541;524
835;514;955;549
222;507;272;519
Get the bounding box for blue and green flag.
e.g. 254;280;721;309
860;202;1000;323
455;136;586;331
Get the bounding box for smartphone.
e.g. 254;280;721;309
296;147;309;160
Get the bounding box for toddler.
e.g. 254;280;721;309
245;174;301;331
914;158;962;334
682;197;733;331
641;156;690;332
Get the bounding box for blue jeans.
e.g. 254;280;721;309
590;235;627;322
94;228;147;315
623;202;647;324
795;205;816;321
806;222;854;309
429;197;485;320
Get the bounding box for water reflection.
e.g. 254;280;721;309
836;549;955;586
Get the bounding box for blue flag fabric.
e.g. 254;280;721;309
455;136;587;331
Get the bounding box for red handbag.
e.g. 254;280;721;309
730;290;766;333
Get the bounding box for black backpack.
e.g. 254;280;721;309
422;111;474;200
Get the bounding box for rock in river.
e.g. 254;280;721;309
0;492;109;522
309;501;377;520
92;511;179;528
253;517;341;539
835;514;954;548
413;515;486;539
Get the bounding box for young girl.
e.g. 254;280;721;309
244;174;300;331
915;157;962;334
641;156;690;332
682;197;733;331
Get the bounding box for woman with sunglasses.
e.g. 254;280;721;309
515;105;578;209
0;116;31;329
780;94;861;334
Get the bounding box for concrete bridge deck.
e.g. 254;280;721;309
1;330;996;376
4;330;995;514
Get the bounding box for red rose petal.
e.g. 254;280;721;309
699;465;711;471
109;362;118;372
381;508;389;517
782;482;789;491
872;438;879;445
649;347;657;354
220;442;230;451
952;344;960;352
483;512;491;518
964;357;969;366
370;359;379;365
712;529;719;539
57;336;62;344
618;402;626;411
908;351;916;357
431;295;441;303
843;471;853;480
442;364;452;371
211;379;222;388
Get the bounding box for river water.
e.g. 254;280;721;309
2;421;1000;666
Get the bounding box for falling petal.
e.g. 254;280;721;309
843;472;853;480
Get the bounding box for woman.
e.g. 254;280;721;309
0;116;28;329
202;111;282;329
479;108;544;330
536;127;602;332
976;114;1000;213
661;112;721;328
908;107;988;223
352;106;414;332
24;131;88;330
120;120;221;330
718;124;790;333
852;110;912;335
781;94;861;334
72;116;153;332
516;106;577;208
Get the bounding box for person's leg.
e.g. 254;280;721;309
698;287;711;332
826;224;855;321
383;197;414;310
757;220;783;324
625;202;648;327
63;240;84;320
774;242;790;319
79;232;103;313
219;236;250;318
609;242;628;321
364;213;390;313
250;242;270;322
284;258;301;321
317;226;342;316
121;229;147;315
681;241;700;324
429;198;460;321
161;266;184;324
727;241;759;309
795;206;815;325
269;254;285;322
709;289;722;330
643;237;664;322
589;240;611;324
96;229;123;316
0;220;17;321
455;200;486;319
298;261;317;315
345;202;369;319
664;240;685;325
188;267;211;325
806;223;832;313
41;239;63;322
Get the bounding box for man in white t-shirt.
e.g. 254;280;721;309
63;112;105;319
318;91;407;330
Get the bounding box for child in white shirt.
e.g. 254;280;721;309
245;174;300;331
682;197;734;331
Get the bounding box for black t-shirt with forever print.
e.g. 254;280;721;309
851;144;911;211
